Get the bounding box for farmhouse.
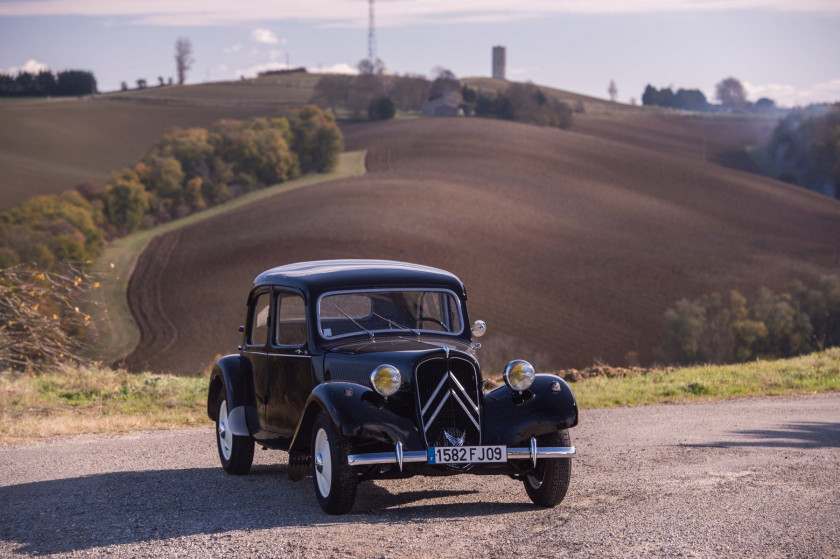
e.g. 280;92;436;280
421;92;467;117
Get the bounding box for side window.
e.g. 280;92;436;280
275;293;307;346
249;292;270;346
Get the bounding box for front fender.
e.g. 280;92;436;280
482;374;578;445
207;354;259;437
289;382;425;452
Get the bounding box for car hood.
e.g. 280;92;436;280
323;336;474;357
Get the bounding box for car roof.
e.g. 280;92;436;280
253;259;466;296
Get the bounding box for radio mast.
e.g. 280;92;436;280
368;0;377;64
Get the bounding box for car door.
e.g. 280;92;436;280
264;289;315;436
243;288;272;431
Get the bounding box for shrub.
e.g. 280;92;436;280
661;278;840;365
368;95;396;121
100;169;151;234
287;105;344;173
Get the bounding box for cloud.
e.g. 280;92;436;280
250;28;278;44
223;43;242;53
5;59;50;75
311;63;358;75
743;78;840;107
2;1;839;27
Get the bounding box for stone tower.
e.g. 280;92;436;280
492;46;506;80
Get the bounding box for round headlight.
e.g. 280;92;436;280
503;360;535;392
370;364;401;397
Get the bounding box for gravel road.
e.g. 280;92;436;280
1;394;838;558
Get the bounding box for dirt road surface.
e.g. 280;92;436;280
2;394;838;558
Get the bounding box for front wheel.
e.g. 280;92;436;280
523;429;572;507
215;392;254;475
311;413;358;514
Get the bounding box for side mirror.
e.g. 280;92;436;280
238;325;245;333
471;320;486;338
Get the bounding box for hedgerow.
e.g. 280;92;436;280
660;277;840;364
0;105;343;269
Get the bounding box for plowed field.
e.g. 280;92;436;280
123;116;840;374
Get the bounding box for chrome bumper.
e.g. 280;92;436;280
347;437;576;471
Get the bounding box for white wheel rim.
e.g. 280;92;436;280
526;471;542;489
314;427;332;498
218;400;233;461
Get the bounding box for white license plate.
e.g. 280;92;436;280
427;445;507;464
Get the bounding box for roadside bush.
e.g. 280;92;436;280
0;263;95;370
660;277;840;365
368;95;396;121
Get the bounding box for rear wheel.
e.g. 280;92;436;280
311;413;358;514
523;429;572;507
215;392;254;475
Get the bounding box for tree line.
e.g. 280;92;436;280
765;103;840;199
642;77;777;113
310;69;572;129
0;105;343;270
661;277;840;365
0;69;97;97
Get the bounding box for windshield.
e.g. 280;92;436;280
318;289;463;339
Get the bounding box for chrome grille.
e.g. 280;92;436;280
415;356;481;447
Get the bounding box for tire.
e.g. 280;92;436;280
311;413;358;514
215;391;254;475
523;429;572;507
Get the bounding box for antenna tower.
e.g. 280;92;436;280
368;0;377;63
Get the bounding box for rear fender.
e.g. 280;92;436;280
482;374;578;445
207;354;259;437
288;382;424;453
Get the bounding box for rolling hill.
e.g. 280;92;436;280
0;97;282;209
121;116;840;374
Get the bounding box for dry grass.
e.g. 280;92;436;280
4;348;837;445
0;363;207;444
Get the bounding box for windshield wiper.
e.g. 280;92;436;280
372;312;421;336
331;304;375;340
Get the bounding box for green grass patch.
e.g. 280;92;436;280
0;363;208;443
87;150;366;363
571;348;840;408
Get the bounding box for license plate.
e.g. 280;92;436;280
427;445;507;464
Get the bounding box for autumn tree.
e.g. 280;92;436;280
175;38;193;85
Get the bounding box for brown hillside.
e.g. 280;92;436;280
123;117;840;374
0;99;277;209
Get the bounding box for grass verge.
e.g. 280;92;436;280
2;349;837;444
87;150;366;364
571;347;840;408
0;364;207;444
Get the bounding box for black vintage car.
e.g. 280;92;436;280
207;260;578;514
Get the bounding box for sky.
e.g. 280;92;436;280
0;1;839;107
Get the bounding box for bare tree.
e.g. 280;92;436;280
175;38;194;85
608;79;618;102
310;75;353;114
715;77;747;111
